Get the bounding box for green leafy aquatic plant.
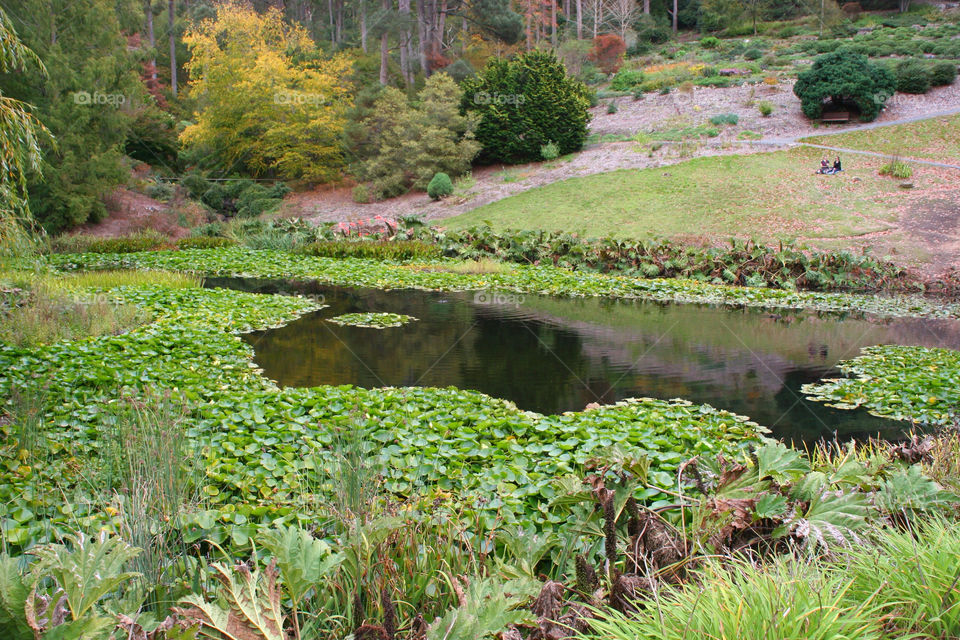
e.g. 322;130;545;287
327;312;417;328
802;345;960;425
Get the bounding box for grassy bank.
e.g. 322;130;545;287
802;113;960;165
443;147;903;240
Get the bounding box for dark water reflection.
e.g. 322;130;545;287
208;278;960;445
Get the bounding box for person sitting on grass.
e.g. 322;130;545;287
819;158;830;173
832;156;842;173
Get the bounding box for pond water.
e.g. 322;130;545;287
209;277;960;444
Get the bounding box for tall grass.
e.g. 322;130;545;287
0;282;151;347
583;557;884;640
45;269;202;291
96;393;201;609
841;517;960;639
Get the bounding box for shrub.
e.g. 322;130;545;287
357;73;480;198
588;34;626;74
298;240;442;261
181;173;209;199
793;51;895;121
145;180;175;202
462;50;591;164
758;100;775;116
201;184;227;211
52;232;170;254
632;88;644;100
540;141;560;160
176;236;236;249
632;14;672;44
427;172;454;200
610;68;645;91
895;59;931;94
352;183;371;203
879;158;912;179
929;61;957;87
709;113;739;126
237;198;280;219
606;100;618;114
744;47;763;60
699;36;721;49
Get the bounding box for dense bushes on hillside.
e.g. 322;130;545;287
794;51;895;121
462;51;591;164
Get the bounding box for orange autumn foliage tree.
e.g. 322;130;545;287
181;3;352;182
589;34;626;74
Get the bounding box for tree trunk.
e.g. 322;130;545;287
592;0;599;38
417;0;432;75
360;0;368;52
643;0;649;13
328;0;336;43
672;0;677;33
145;0;156;81
399;0;412;85
575;0;582;39
380;0;390;84
461;14;467;53
169;0;177;97
551;0;557;47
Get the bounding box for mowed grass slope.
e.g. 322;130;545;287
802;114;960;165
445;147;902;240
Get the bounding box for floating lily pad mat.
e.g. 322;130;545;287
328;312;417;328
211;278;960;445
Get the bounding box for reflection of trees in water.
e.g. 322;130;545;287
221;279;960;442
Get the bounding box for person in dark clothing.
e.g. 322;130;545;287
832;156;842;172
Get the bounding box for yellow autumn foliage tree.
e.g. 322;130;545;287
181;3;352;182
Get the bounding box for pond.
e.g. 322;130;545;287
208;277;960;444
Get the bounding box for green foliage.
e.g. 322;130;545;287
744;47;763;60
803;345;960;425
793;51;895;122
297;240;442;261
31;532;142;622
327;312;417;328
176;236;236;250
709;113;739;126
878;158;913;179
606;101;618;114
929;60;958;87
632;14;672;44
2;0;143;232
609;68;645;91
353;73;480;200
842;518;960;638
758;100;775;116
48;245;959;319
894;58;931;94
425;577;538;640
52;233;170;254
540;141;561;161
699;36;721;49
462;50;591;164
427;172;455;200
584;557;885;640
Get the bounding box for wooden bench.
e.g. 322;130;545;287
821;111;850;123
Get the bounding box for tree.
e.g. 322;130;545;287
462;50;590;164
589;34;626;74
793;51;895;122
0;6;51;251
0;0;146;232
353;73;480;199
180;4;353;183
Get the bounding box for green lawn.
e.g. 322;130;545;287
802;114;960;165
445;147;902;241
